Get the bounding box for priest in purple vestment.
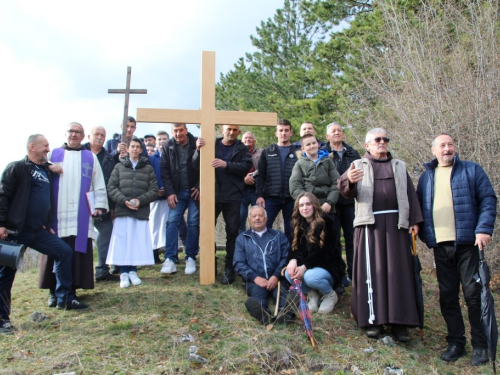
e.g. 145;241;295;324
39;122;108;307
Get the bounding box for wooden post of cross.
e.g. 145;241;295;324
108;66;148;141
136;51;277;285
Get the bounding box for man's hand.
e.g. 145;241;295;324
196;138;205;150
266;276;279;291
347;163;364;184
475;233;492;250
158;187;165;197
191;187;200;200
244;173;255;185
42;225;55;235
254;276;268;288
257;197;265;208
409;225;419;236
321;202;331;214
49;164;63;174
0;227;8;240
211;159;227;169
167;194;178;209
117;142;127;156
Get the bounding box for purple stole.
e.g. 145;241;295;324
51;148;94;253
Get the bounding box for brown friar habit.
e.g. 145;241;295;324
338;152;423;328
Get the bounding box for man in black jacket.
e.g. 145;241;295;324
196;125;252;284
323;122;360;287
83;126;120;282
0;135;89;333
160;123;200;276
255;119;301;242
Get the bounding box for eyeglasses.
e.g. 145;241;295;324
372;137;390;143
67;130;83;135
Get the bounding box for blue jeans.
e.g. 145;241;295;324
0;228;75;322
164;189;199;262
246;280;288;312
263;197;294;243
120;266;137;273
94;218;113;278
334;203;355;279
285;267;334;295
239;188;257;233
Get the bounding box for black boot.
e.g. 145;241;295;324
153;249;162;265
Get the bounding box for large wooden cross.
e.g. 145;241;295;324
137;51;277;285
108;66;148;140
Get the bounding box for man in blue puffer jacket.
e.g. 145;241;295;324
234;206;290;325
417;133;497;366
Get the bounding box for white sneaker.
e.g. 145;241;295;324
185;257;196;275
160;259;177;274
128;271;142;286
120;273;130;288
307;290;320;313
318;290;338;314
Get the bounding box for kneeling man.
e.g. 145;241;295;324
234;205;291;325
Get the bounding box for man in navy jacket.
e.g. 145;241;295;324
417;133;497;366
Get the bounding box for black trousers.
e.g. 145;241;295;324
215;202;240;269
434;242;487;349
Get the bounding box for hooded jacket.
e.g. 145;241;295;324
289;149;340;207
417;154;497;248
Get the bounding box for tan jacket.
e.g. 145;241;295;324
352;158;409;229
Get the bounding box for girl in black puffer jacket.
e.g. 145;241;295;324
106;137;158;288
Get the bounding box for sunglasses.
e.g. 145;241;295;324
372;137;390;143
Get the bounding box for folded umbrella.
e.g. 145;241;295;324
411;231;424;340
476;248;498;374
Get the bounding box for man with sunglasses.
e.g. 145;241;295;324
338;128;423;342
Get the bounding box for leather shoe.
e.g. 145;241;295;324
470;348;489;366
366;325;383;339
392;325;410;342
221;268;235;285
440;344;466;362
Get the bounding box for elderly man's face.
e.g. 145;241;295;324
242;132;256;150
326;124;344;144
172;124;188;145
300;123;316;137
364;132;389;159
432;134;456;166
88;127;106;149
248;206;267;232
31;136;50;163
66;124;85;148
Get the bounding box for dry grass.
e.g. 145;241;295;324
1;246;498;374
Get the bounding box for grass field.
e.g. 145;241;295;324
0;248;497;374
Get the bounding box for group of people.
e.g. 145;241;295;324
0;119;496;368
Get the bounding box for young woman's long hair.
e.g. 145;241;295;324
291;192;326;251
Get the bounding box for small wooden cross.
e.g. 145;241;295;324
137;51;277;285
108;66;147;140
